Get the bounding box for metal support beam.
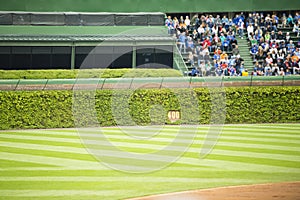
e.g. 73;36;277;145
132;45;136;69
71;43;75;69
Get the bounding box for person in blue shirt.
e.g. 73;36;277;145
178;32;187;53
222;39;230;52
287;40;295;54
213;52;220;61
250;44;259;61
233;14;240;26
191;67;200;76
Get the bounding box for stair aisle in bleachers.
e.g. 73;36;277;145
236;36;254;72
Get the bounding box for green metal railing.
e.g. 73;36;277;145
0;76;299;91
173;44;188;75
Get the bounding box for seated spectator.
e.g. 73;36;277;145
185;16;191;30
210;38;218;52
213;51;220;61
222;15;229;30
199;61;207;76
269;44;278;54
186;37;195;52
202;37;212;51
270;50;278;63
173;17;179;28
191;67;200;76
250;36;259;46
191;29;199;41
279;67;285;76
264;31;271;42
277;49;286;60
218;32;224;41
281;13;287;28
266;24;273;33
234;55;244;75
293;22;300;37
287;14;294;27
255;26;263;37
232;45;240;56
214;47;222;55
257;64;265;76
226;32;234;42
295;48;300;58
262;41;270;56
285;32;291;43
278;41;287;53
284;57;292;72
291;57;300;74
276;31;285;43
270;30;277;41
222;39;230;51
220;51;228;61
242;69;249;76
204;51;210;63
264;63;272;76
265;54;273;65
250;44;259;61
211;24;218;36
197;25;205;38
291;53;299;63
257;45;264;60
230;35;238;49
187;52;195;67
272;14;279;31
179;16;185;24
165;16;175;35
287;40;295;54
191;14;200;30
272;63;280;76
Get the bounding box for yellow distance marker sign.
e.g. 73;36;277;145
168;110;180;122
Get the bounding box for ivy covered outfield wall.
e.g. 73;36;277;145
0;86;299;130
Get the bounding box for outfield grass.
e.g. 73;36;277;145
0;124;299;200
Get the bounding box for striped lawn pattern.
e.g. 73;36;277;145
0;124;300;200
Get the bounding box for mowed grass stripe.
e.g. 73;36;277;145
0;179;276;190
0;137;83;148
1;138;299;163
0;177;255;183
0;189;133;197
1;142;298;172
0;146;96;162
1;133;299;155
0;152;105;169
33;128;300;141
0;159;57;168
1;130;299;149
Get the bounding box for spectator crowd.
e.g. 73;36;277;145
165;11;300;76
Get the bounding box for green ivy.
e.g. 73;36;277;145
0;69;182;79
0;86;299;130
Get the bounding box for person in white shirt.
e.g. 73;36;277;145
247;23;254;39
265;54;273;65
185;16;191;30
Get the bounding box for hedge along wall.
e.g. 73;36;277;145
0;86;299;130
